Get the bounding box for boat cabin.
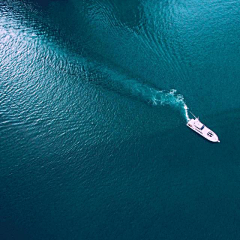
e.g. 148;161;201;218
194;119;205;130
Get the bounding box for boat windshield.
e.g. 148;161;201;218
195;123;205;130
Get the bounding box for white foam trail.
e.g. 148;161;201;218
184;104;190;122
66;55;190;122
92;63;190;121
122;79;189;121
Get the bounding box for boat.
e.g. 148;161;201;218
187;112;220;143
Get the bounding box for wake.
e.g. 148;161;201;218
59;53;190;122
90;62;191;122
125;79;190;121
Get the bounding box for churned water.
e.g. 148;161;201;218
1;0;240;239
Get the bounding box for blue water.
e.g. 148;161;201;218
1;0;240;239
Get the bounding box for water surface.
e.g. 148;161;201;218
1;0;240;239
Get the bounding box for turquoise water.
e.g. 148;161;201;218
1;0;240;239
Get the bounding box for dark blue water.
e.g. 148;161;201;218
1;0;240;239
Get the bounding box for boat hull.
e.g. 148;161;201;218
187;119;220;143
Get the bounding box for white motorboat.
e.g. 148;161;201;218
187;113;220;143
